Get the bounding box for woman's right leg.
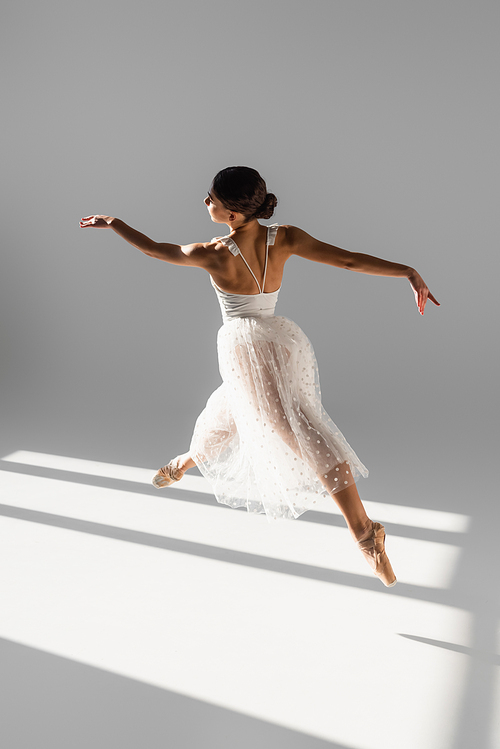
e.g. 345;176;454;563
321;471;371;540
322;469;396;586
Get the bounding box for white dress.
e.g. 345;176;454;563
190;224;368;522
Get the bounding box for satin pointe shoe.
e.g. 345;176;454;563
357;521;397;587
152;461;184;488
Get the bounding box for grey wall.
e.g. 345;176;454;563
1;0;498;515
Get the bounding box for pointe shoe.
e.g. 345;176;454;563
357;522;397;587
152;461;184;488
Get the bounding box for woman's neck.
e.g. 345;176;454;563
226;217;261;236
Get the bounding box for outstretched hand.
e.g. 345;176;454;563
407;269;440;315
79;215;114;228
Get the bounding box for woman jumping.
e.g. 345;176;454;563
80;166;439;587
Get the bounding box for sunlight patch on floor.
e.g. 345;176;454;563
1;467;461;589
1;449;214;492
0;512;471;749
2;450;470;532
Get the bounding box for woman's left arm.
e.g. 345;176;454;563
286;225;440;315
79;215;211;267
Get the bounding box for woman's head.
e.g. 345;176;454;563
208;167;278;223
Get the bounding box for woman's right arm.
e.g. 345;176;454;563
284;225;439;315
79;215;214;268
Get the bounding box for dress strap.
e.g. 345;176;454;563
212;224;280;294
261;225;279;290
237;249;263;293
267;223;280;246
211;235;240;256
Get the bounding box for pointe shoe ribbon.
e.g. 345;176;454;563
152;462;184;488
357;522;397;587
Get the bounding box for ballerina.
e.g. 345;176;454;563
80;166;439;587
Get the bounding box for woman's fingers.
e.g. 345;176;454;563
409;272;440;315
413;287;423;314
420;289;440;314
422;289;428;314
429;291;440;306
80;215;109;227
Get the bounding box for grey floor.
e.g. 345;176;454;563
0;408;497;749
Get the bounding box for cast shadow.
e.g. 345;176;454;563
1;455;499;748
0;638;348;749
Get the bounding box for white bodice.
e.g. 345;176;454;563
210;224;281;323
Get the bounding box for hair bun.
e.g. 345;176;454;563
211;168;278;223
255;193;278;220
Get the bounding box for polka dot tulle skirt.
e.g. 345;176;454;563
190;315;368;521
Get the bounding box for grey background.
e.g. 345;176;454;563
1;1;499;747
1;0;498;503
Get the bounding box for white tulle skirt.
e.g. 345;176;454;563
190;315;368;521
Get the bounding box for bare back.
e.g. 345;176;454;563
206;224;292;296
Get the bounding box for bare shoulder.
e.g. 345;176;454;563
271;224;297;258
279;225;315;253
278;225;351;268
180;241;221;270
273;225;318;256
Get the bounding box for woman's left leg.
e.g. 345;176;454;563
170;451;196;474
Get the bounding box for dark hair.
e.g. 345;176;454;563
211;166;278;222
